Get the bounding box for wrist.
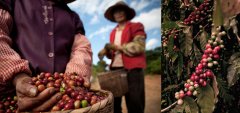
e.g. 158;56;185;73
116;45;123;52
13;73;30;86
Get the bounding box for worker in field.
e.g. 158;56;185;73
99;1;146;113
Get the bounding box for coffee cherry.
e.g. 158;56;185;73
71;91;78;98
177;99;183;105
35;80;42;86
58;101;65;109
175;94;180;99
206;70;213;78
190;76;195;81
203;81;207;87
213;61;218;65
45;73;51;78
47;82;54;88
23;72;107;111
48;77;54;81
179;93;185;99
51;106;60;111
64;102;74;110
186;91;192;96
74;100;81;109
193;90;198;96
38;74;44;79
53;72;60;79
207;62;213;68
38;84;45;92
90;99;97;105
189;86;194;91
76;95;84;101
81;100;88;108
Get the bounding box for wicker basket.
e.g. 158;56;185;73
97;69;128;97
22;90;113;113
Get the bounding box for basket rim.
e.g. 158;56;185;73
97;69;126;76
23;89;113;113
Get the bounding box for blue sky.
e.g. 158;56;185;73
68;0;161;64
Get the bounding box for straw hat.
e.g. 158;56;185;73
64;0;76;3
104;1;136;22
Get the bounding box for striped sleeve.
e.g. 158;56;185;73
122;35;146;57
0;9;31;92
65;34;92;81
120;22;146;56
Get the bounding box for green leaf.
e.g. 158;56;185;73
227;53;240;86
193;44;202;62
180;26;193;57
197;84;216;113
212;76;219;102
162;84;179;93
176;21;189;28
177;52;183;79
197;31;208;51
168;35;174;55
171;52;179;63
183;97;199;113
229;18;239;36
227;62;240;86
162;21;179;30
216;77;235;104
228;52;240;64
170;105;185;113
213;0;223;28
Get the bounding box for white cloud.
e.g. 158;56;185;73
152;30;159;35
89;25;115;39
130;0;150;11
146;38;160;50
132;7;161;31
90;15;100;24
68;0;127;16
68;0;99;15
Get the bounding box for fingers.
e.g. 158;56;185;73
104;43;110;49
83;76;91;88
32;93;62;112
17;87;56;111
98;49;106;60
16;77;38;97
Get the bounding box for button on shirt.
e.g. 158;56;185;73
10;0;85;74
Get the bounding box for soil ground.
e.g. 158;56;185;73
91;75;161;113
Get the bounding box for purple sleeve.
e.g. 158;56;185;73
73;12;85;35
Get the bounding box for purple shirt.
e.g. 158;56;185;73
6;0;85;74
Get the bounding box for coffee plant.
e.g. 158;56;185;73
161;0;240;113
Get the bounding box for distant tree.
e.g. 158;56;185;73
145;47;161;74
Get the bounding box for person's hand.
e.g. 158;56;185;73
104;43;117;50
104;43;123;51
98;48;107;60
82;75;91;88
13;73;62;112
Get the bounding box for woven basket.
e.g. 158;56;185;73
97;69;128;97
22;90;113;113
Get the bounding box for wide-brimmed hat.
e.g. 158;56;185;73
104;1;136;22
65;0;76;3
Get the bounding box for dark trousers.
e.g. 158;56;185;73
112;68;145;113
